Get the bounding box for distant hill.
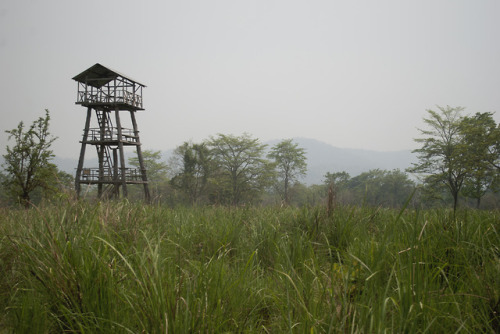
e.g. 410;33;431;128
8;138;416;186
271;138;416;185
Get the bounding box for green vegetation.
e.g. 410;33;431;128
208;133;275;205
0;110;66;208
170;141;214;205
3;107;499;209
1;202;498;332
324;169;417;209
409;106;500;211
268;138;308;205
128;150;170;201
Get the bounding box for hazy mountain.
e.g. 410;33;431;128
266;138;416;185
7;138;416;186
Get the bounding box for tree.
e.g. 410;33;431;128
459;112;500;208
0;171;11;206
348;169;387;206
267;139;307;204
378;169;416;208
461;168;496;209
129;150;170;201
324;171;351;191
53;170;75;195
1;110;57;208
408;106;468;211
208;133;274;205
129;150;169;183
170;142;212;205
323;171;351;206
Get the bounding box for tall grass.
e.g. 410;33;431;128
0;202;498;333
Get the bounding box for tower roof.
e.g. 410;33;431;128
72;63;146;88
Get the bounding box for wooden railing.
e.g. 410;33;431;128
80;168;143;182
86;128;138;143
76;90;143;108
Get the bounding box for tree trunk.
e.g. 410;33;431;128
284;175;289;205
21;192;30;209
452;191;458;212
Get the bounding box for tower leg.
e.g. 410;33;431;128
114;108;128;198
112;148;120;198
75;107;92;199
97;110;106;199
131;111;151;203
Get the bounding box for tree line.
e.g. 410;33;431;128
130;134;307;206
1;106;499;209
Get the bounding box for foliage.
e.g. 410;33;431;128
320;169;416;208
459;112;500;207
349;169;416;207
1;110;57;208
267;139;307;204
408;106;500;210
128;150;169;183
170;142;212;205
128;150;170;202
208;133;274;205
460;112;500;171
0;172;10;207
0;203;499;332
324;171;350;189
408;106;469;211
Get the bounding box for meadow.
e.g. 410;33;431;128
0;202;498;333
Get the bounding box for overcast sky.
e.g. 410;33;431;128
1;0;499;159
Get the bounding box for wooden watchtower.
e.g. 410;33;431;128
72;63;150;201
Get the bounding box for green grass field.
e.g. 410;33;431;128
0;202;499;333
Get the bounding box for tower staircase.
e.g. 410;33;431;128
95;110;114;178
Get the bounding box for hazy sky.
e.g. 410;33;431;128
1;0;499;159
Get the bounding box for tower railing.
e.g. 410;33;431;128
80;167;144;182
86;127;138;143
77;90;143;108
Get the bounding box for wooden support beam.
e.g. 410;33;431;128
75;107;92;198
131;111;151;203
115;108;128;198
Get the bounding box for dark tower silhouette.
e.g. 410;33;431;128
73;64;150;201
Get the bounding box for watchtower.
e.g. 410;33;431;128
72;63;150;201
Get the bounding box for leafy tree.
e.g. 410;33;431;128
209;133;274;205
324;171;351;188
53;170;75;196
267;139;307;204
461;169;496;208
323;171;351;205
343;169;415;207
417;181;451;208
129;150;169;183
1;110;57;208
408;106;468;211
459;112;500;207
129;150;170;201
28;168;76;204
348;169;387;206
289;183;325;206
378;169;416;207
0;171;10;207
170;142;212;205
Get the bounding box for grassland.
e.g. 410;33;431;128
0;201;499;333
